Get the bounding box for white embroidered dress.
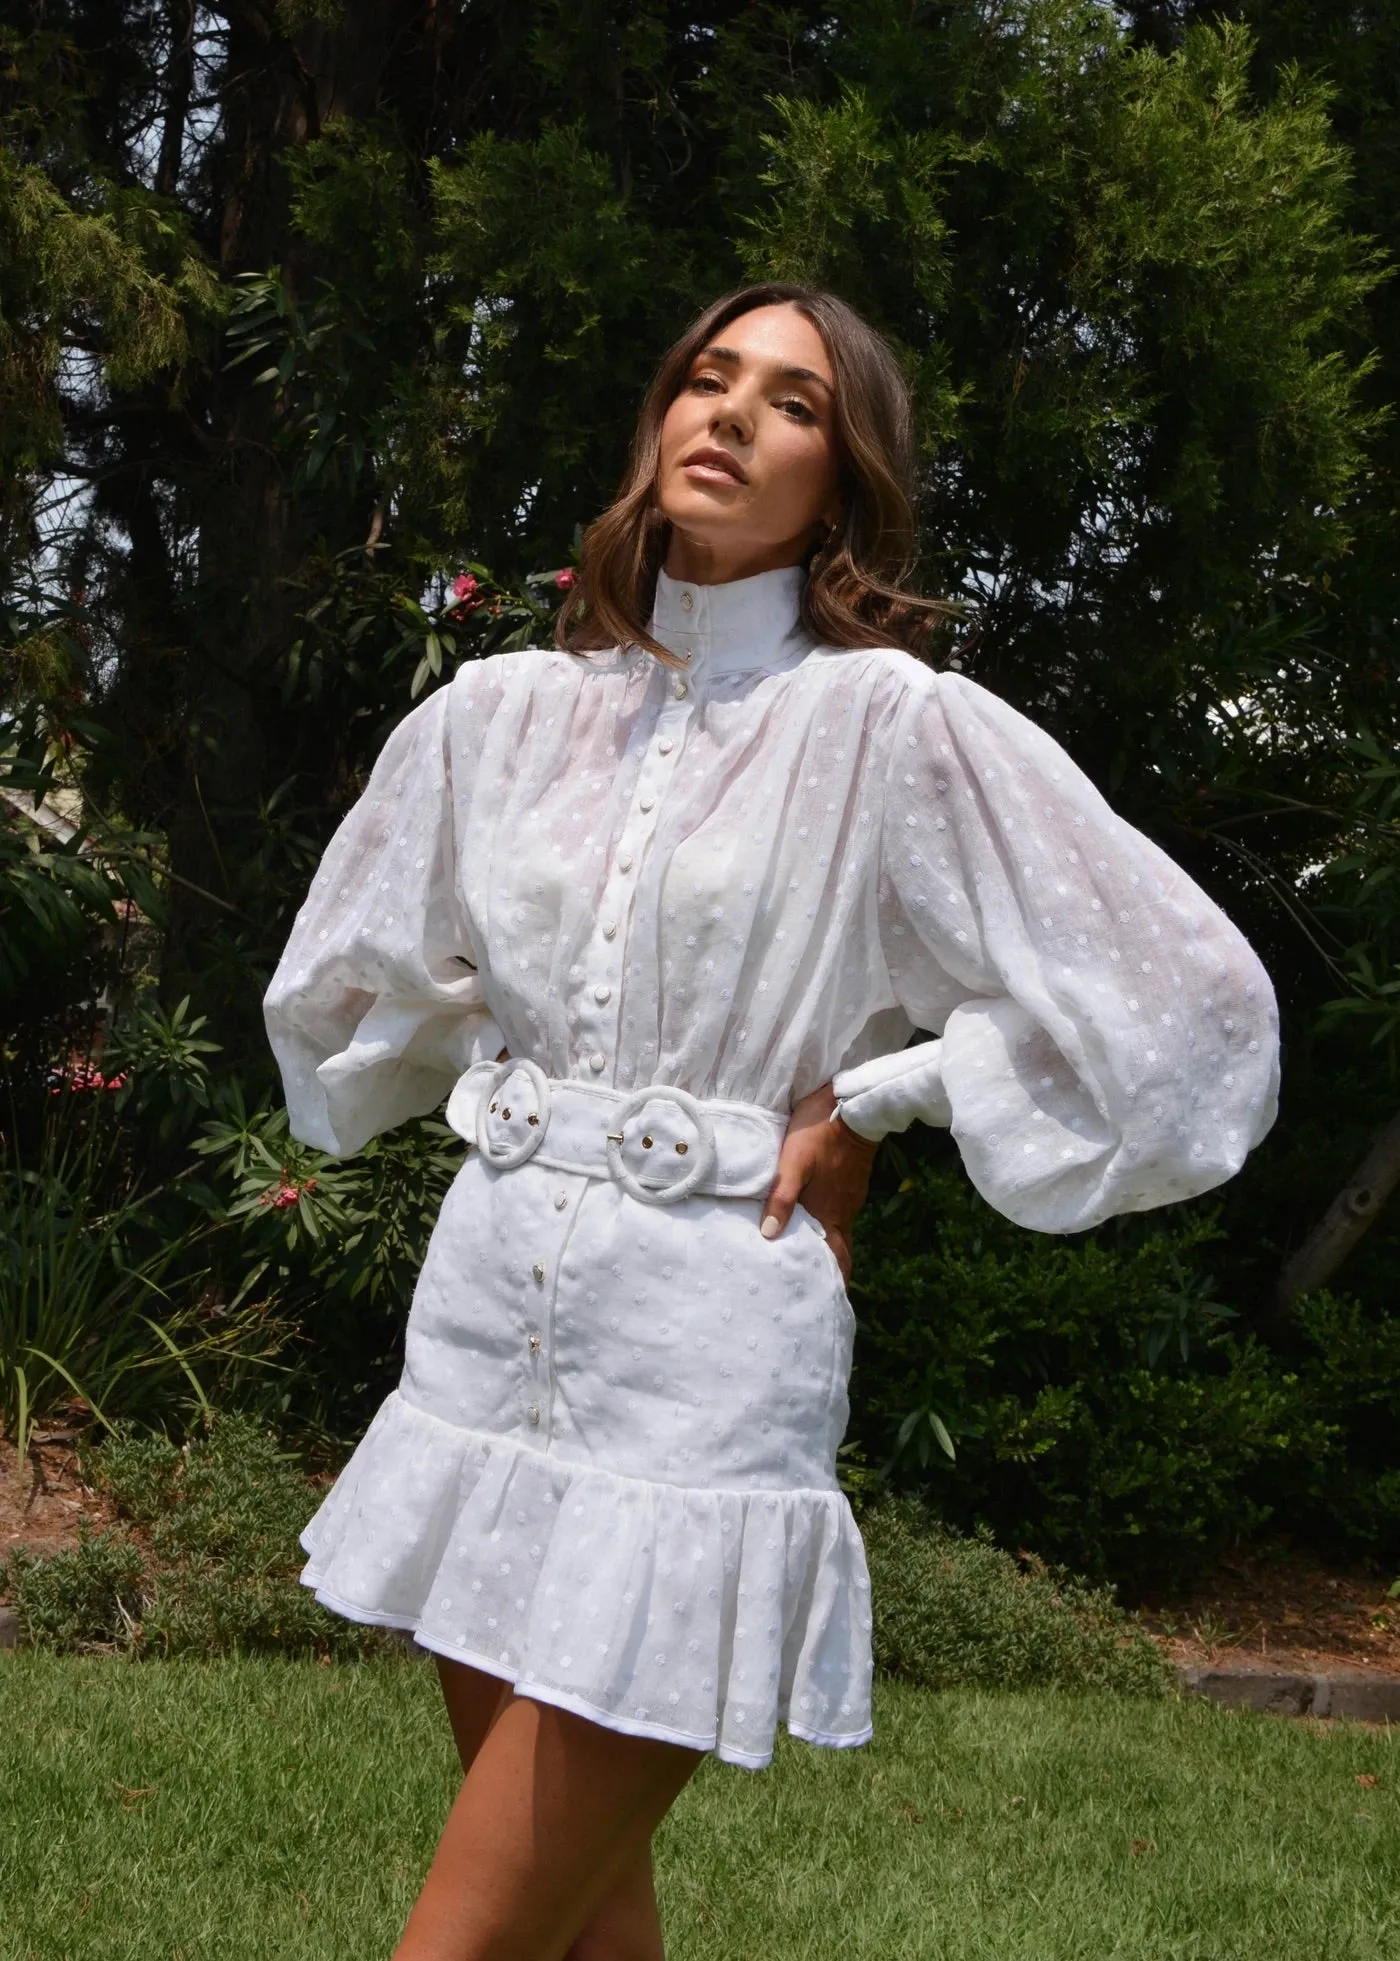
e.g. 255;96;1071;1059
265;564;1279;1768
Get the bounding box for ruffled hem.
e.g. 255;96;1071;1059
298;1389;874;1770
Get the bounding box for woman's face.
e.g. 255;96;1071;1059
656;303;843;585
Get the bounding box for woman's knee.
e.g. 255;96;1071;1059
564;1846;665;1961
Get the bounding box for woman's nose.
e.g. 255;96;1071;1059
711;392;754;443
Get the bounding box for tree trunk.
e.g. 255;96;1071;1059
160;1;422;1006
1274;1106;1400;1313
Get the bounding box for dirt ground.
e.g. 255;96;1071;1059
0;1434;120;1566
3;1437;1398;1681
1138;1546;1400;1680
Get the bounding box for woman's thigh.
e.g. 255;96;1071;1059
434;1653;514;1771
395;1688;701;1961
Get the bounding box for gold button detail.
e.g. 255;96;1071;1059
675;1140;689;1155
528;1332;542;1354
642;1133;654;1149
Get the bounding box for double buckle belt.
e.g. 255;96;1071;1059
444;1058;786;1207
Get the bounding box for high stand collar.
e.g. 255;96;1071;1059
648;564;811;678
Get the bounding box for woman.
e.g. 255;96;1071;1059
264;283;1279;1959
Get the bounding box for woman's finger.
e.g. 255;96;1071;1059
760;1152;807;1239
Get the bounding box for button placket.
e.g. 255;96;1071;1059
574;661;693;1081
522;1171;584;1444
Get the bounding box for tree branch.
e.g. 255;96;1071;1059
1274;1106;1400;1314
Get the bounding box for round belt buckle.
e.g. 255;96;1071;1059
475;1058;552;1168
605;1085;716;1205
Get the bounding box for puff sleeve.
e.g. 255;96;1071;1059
833;668;1280;1232
262;680;505;1158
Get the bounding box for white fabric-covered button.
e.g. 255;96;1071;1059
601;919;618;939
618;853;634;872
672;678;688;699
594;984;612;1004
532;1261;546;1282
553;1191;568;1210
640;796;655;813
525;1403;541;1426
658;738;674;755
589;1051;606;1073
681;590;694;611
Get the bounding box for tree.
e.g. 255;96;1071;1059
1;0;1394;1305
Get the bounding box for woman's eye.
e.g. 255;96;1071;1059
777;397;816;423
690;374;724;393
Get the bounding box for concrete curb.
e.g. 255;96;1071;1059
1179;1664;1400;1722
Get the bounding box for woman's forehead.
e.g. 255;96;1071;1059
697;305;834;383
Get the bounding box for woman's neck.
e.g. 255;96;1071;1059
662;529;809;587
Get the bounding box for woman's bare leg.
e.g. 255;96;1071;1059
433;1653;514;1772
563;1845;667;1961
400;1654;696;1961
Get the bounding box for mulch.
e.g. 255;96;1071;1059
0;1434;120;1567
1137;1545;1400;1682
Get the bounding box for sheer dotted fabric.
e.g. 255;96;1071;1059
265;564;1278;1769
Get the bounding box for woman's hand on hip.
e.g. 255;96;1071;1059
760;1081;877;1283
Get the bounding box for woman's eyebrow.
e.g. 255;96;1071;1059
698;343;833;393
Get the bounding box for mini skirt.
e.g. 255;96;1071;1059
297;1065;874;1770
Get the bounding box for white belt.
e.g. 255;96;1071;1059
444;1059;786;1207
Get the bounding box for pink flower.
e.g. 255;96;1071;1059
260;1175;316;1211
554;568;577;591
48;1055;119;1093
452;573;479;602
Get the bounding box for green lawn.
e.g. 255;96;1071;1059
0;1655;1395;1960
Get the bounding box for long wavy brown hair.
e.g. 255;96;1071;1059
556;283;956;668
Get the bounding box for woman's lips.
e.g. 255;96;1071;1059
681;447;747;485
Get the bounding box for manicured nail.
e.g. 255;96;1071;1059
760;1214;781;1239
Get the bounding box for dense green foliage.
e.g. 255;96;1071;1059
1;2;1397;1587
860;1495;1170;1692
0;1410;391;1656
848;1150;1398;1586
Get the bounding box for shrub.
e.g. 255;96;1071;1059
0;1116;288;1458
0;1410;397;1659
0;1524;145;1651
861;1494;1172;1697
848;1153;1341;1590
